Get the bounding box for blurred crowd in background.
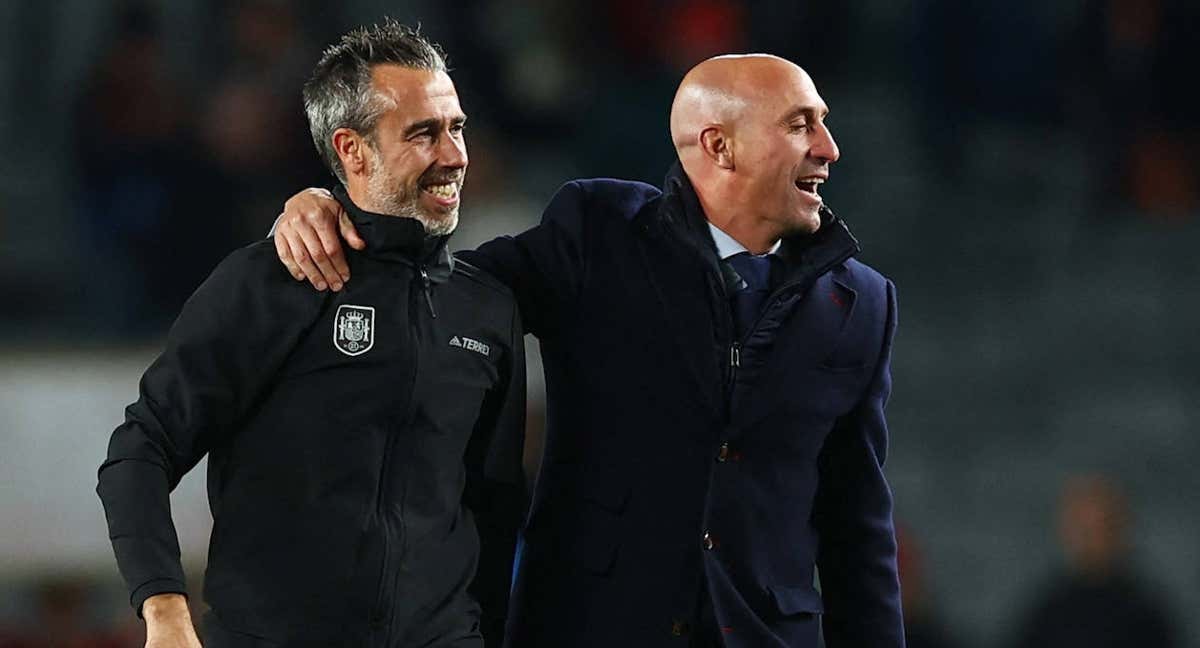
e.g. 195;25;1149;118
0;0;1197;646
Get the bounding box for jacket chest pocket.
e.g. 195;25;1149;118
738;364;868;433
415;342;501;431
794;365;868;420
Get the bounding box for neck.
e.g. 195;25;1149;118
694;188;781;255
345;178;384;216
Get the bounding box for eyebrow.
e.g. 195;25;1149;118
403;115;467;138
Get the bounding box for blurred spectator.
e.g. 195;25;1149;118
73;2;235;335
199;0;327;241
1008;475;1179;648
1064;0;1199;218
896;525;962;648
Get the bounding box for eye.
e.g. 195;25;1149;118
789;122;809;133
450;123;465;135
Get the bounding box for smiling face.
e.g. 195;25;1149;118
732;64;839;236
340;64;467;234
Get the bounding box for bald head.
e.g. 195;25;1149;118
670;54;815;157
666;54;838;251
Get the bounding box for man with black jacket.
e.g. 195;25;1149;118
276;55;903;647
97;21;525;648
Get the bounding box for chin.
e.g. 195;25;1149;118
790;209;822;235
418;210;459;236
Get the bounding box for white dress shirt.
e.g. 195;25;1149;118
707;222;782;260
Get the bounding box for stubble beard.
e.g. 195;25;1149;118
364;149;460;236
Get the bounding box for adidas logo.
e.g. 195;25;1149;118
449;335;490;356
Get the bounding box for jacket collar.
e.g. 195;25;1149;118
657;160;861;294
333;185;454;282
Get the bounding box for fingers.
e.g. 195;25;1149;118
315;216;350;286
296;224;340;291
284;226;328;291
339;211;367;251
274;221;305;281
277;187;355;292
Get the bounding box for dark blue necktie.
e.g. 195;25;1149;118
727;252;775;339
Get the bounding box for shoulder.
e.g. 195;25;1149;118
545;178;662;222
836;258;895;296
833;258;897;339
208;240;294;283
194;240;326;311
162;241;327;344
451;256;516;301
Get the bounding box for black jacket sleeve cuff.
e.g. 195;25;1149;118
131;578;188;618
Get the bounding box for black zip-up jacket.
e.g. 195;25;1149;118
97;188;526;647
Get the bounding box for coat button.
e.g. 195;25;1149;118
671;619;690;636
716;442;729;462
703;531;715;551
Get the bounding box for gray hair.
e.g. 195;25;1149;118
302;19;447;184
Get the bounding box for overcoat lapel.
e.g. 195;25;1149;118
633;225;724;418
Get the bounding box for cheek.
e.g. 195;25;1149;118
384;149;428;183
750;146;795;184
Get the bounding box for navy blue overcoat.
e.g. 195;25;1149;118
464;162;903;648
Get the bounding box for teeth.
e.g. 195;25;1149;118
424;183;457;198
796;177;824;195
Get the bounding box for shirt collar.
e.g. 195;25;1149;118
706;221;782;260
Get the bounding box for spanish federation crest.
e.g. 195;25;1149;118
334;305;375;356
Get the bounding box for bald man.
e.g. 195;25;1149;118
274;55;903;648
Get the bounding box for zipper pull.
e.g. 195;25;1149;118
729;343;741;368
419;268;437;318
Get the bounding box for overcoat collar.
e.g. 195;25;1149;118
654;160;861;295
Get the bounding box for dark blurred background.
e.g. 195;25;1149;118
1;0;1198;646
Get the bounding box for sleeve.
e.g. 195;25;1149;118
463;300;528;646
813;279;905;648
457;181;590;339
95;247;319;616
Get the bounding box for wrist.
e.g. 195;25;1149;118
142;593;191;624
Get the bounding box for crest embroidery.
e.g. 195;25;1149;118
334;305;375;356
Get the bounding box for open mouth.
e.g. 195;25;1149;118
422;182;459;201
795;176;825;196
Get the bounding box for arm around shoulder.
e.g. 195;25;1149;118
463;180;594;338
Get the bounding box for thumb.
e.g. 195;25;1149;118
339;210;366;250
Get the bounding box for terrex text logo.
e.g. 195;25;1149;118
449;335;490;356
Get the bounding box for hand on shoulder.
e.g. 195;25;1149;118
274;187;365;292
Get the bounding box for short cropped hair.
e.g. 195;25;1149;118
302;19;447;183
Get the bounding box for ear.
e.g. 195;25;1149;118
698;125;735;170
332;128;369;177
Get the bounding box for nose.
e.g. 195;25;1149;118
811;122;840;164
439;129;468;170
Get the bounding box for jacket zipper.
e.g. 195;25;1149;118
371;435;395;630
371;272;426;637
419;267;437;318
726;340;741;415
